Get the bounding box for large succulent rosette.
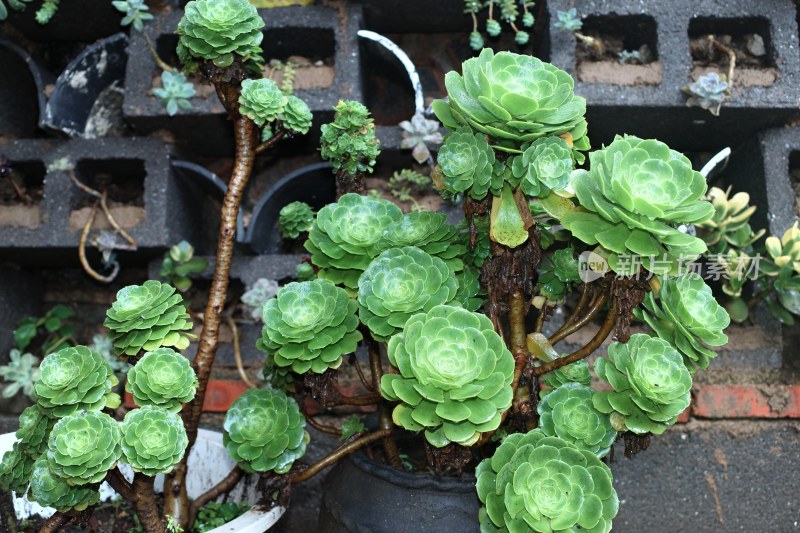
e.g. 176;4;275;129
382;211;466;273
47;411;122;485
29;456;100;512
120;406;188;476
223;388;308;474
476;429;618;533
305;193;403;289
432;49;588;150
125;348;198;412
104;280;194;357
259;279;362;374
358;246;458;342
239;78;287;126
380;305;514;447
35;346;119;417
593;334;692;435
635;274;730;372
561;135;714;275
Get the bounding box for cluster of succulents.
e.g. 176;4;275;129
380;305;514;447
593;334;692;435
320;100;381;177
176;0;265;73
476;429;618;533
697;186;764;253
259;279;362;374
562;135;714;275
104;280;194;357
636;274;730;372
223;388;308;474
279;201;315;240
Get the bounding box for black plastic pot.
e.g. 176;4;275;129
44;33;128;137
317;453;480;533
0;37;53;137
246;162;336;254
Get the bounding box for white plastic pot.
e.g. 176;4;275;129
0;428;284;532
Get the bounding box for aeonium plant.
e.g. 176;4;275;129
248;48;730;533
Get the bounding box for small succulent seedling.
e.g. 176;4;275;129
399;113;443;165
112;0;153;31
158;240;207;292
683;71;729;116
153;71;196;117
241;278;280;321
554;8;582;31
618;49;642;64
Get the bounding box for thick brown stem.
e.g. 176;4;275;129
509;290;534;420
366;333;402;469
166;81;262;529
291;429;391;484
534;300;618;377
335;170;365;197
133;474;165;533
306;416;343;436
336;392;382;406
38;513;70;533
105;467;136;501
188;466;244;528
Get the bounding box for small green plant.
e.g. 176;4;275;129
0;349;40;400
618;49;642;64
320;101;381;192
154;71;196;116
554;8;582;31
278;201;315;239
159;241;208;292
193;502;249;533
683;71;730;116
0;0;65;24
112;0;153;31
14;304;74;356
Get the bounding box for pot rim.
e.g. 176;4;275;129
348;451;477;493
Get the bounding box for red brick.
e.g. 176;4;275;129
675;405;691;423
692;384;800;419
123;379;249;412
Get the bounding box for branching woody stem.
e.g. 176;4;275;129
534;299;618;377
105;467;136;501
38;512;70;533
133;474;165;533
366;333;402;468
548;291;608;345
291;429;391;484
188;466;244;527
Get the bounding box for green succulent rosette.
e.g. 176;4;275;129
280;95;313;135
561;135;714;275
279;201;314;240
635;274;730;372
29;456;100;512
260;279;362;374
511;136;574;197
432;49;587;146
536;247;581;303
358;246;459;342
476;429;618;533
223;388;308;474
16;404;56;456
305;193;403;289
537;383;617;458
455;266;484;311
0;443;36;494
380;305;514;447
593;334;692;435
239;78;288;126
47;411;122;486
320;100;381;176
383;211;466;273
176;0;265;72
437;128;496;200
541;359;591;392
120;406;188;476
35;346;119;417
126;348;198;412
104;280;194;357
